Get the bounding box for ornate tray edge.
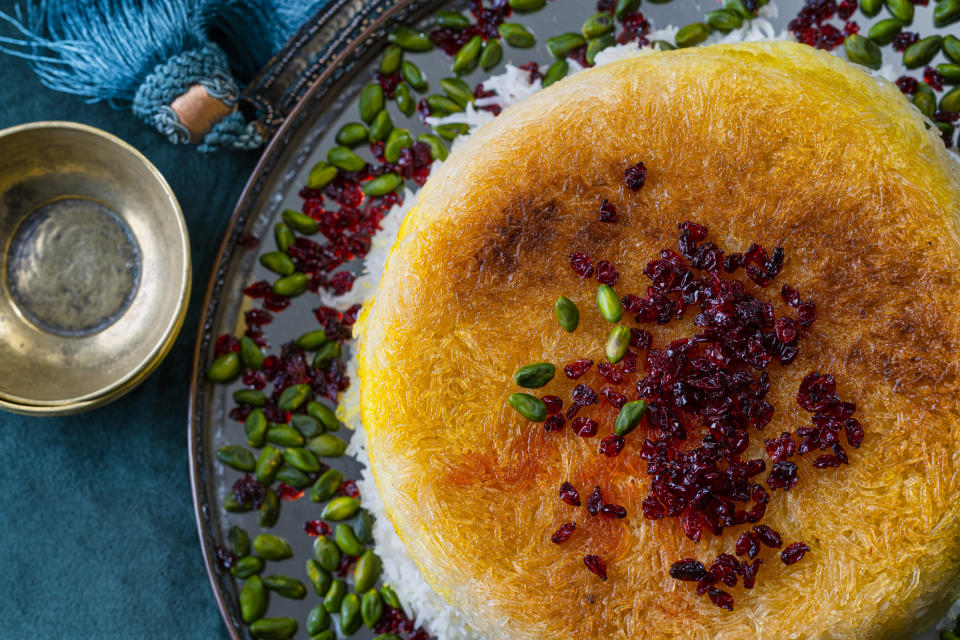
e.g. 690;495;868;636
187;0;446;637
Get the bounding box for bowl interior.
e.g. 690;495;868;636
0;123;189;406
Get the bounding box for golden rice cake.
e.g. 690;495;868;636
358;41;960;640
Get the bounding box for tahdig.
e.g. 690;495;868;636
357;41;960;639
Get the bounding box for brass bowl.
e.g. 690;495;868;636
0;122;190;415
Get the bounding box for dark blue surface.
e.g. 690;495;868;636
0;4;259;636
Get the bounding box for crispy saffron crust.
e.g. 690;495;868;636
358;41;960;640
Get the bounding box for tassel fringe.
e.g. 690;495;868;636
0;0;333;150
0;0;208;104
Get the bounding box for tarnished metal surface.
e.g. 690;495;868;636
0;122;189;414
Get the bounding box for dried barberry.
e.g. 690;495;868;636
924;66;945;92
243;281;272;299
813;454;841;468
896;76;919;94
277;483;304;501
641;495;664;520
572;417;598;438
844;418;864;448
517;61;542;83
742;558;762;589
694;572;716;596
215;334;240;356
600;503;627;519
622;294;643;315
338;480;360;498
669;559;707;581
597;363;623;385
682;512;703;542
564;359;593;379
599;434;625;457
618;11;651;45
767;461;799;490
710;553;742;588
833;443;849;464
245;309;273;327
263;292;290;312
304;520;331;536
708;587;734;611
629;328;652;349
624;162;647;191
797;372;839;413
544;415;566;432
551;522;576;544
600;386;628;409
335;553;356;577
765;432;796;462
327;271;356;295
584;554;607;581
753;524;782;548
571;384;599;406
736;531;761;559
893;31;919;52
236;232;258;249
596;260;620;286
232;474;266;509
242;369;266;390
214;544;237;570
228;404;253;422
569;252;595;278
780;542;810;565
559;481;581;506
598;199;619;223
621;350;639;373
586;486;603;515
543;395;563;415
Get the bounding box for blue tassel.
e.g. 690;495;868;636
0;0;209;104
0;0;331;151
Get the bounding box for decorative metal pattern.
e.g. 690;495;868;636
242;0;440;135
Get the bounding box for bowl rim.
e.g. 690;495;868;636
0;120;191;414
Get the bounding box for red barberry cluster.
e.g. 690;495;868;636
545;209;857;601
788;0;856;51
429;0;511;55
374;606;433;640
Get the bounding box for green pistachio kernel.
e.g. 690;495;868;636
513;363;556;389
614;400;648;436
498;23;536;48
546;32;586;59
554;296;579;332
508;393;547;422
605;325;631;364
597;284;623;323
359;83;385;123
675;22;712;48
480;38;503;70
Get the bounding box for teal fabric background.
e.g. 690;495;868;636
0;3;260;636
